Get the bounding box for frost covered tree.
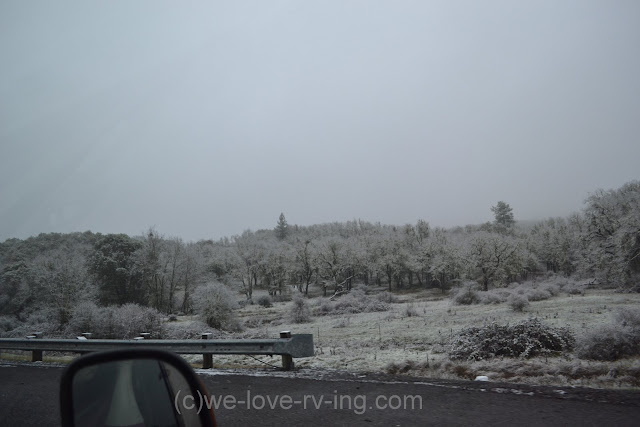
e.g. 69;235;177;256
180;242;207;314
138;227;164;310
262;245;289;296
231;230;265;301
274;213;289;240
0;258;32;318
491;201;515;230
316;238;348;294
427;228;464;292
528;217;578;275
31;248;94;327
136;228;208;314
87;234;145;305
401;221;431;287
582;181;640;288
293;239;316;295
414;219;431;244
467;232;523;291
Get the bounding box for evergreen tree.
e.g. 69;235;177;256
274;213;289;240
491;201;515;229
87;234;145;305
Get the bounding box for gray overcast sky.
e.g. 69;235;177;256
1;1;639;242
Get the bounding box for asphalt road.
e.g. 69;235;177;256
1;362;639;426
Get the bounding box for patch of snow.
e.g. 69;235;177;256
491;387;534;396
510;389;534;396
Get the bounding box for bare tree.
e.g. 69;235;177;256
293;239;315;295
467;232;523;291
232;230;265;301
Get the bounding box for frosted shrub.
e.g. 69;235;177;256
334;316;350;328
562;280;586;295
449;319;575;361
332;293;364;313
363;298;390;313
524;288;553;302
577;325;639;361
0;316;19;335
290;294;311;323
376;291;398;303
330;294;364;314
316;291;390;315
348;287;367;299
473;280;561;308
315;298;334;315
272;293;292;303
192;282;241;331
538;282;561;297
3;310;61;337
577;307;640;360
480;289;510;304
66;302;164;339
508;294;529;312
614;307;640;328
23;309;61;335
164;320;223;340
113;304;164;339
65;302;103;336
451;284;481;305
404;303;419;317
257;295;273;308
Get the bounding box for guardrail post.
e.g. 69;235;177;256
280;331;294;370
28;332;43;362
202;333;213;369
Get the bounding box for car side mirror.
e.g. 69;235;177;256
60;349;216;427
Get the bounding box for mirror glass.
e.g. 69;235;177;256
71;358;202;427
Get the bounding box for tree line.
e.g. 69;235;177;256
0;180;638;333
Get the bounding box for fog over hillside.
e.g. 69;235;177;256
1;1;639;242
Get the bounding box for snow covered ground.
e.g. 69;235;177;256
187;288;640;388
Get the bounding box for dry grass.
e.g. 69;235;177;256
4;287;637;388
0;351;76;364
386;357;640;389
229;287;640;388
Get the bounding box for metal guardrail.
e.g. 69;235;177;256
0;332;313;370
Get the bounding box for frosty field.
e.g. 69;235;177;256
198;287;640;389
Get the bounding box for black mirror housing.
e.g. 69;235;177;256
60;349;216;427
